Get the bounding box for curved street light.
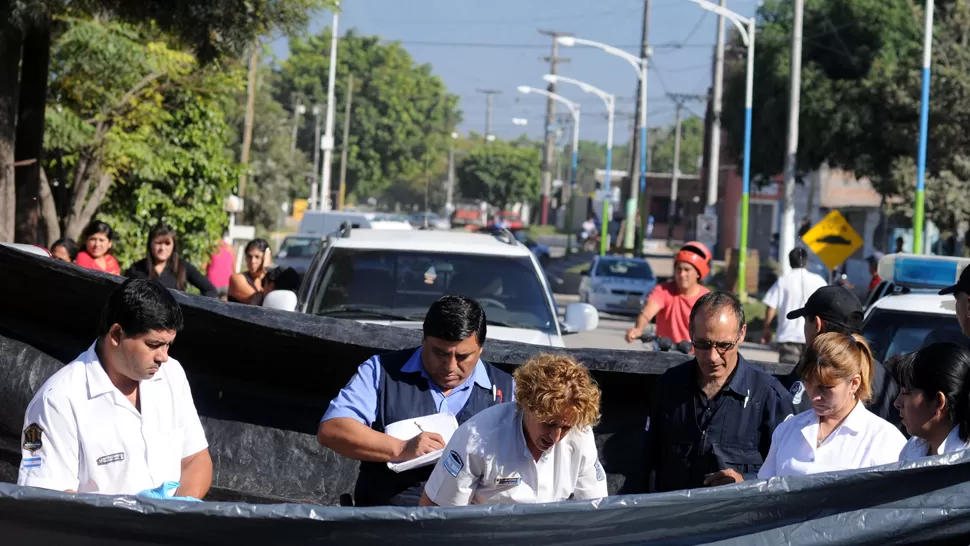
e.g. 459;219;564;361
557;36;651;254
518;86;582;255
685;0;756;300
543;74;615;257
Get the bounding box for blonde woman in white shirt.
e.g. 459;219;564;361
894;343;970;461
759;333;906;479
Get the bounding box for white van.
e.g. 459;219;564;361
298;211;412;236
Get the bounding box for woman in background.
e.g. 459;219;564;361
228;238;270;304
50;238;78;263
895;343;970;461
758;333;905;479
75;220;120;275
125;223;218;297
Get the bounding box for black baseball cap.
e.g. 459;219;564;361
787;286;864;331
939;264;970;296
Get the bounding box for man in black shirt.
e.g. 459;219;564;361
783;285;900;426
644;292;794;492
940;264;970;337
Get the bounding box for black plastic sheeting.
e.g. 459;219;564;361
0;245;798;501
4;451;970;545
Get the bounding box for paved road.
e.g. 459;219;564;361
555;293;780;363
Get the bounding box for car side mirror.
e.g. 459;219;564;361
562;303;598;334
262;290;298;312
580;270;590;276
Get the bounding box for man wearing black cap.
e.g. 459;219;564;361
940;265;970;337
784;286;900;425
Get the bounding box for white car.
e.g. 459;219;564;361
862;254;970;363
577;255;657;316
280;226;598;347
0;243;51;258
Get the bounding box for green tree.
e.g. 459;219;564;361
649;116;705;176
276;28;461;200
456;141;541;206
1;0;335;244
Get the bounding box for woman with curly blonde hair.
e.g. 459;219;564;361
420;353;607;506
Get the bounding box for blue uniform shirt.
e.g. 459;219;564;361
322;347;510;426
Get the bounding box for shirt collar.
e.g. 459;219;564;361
837;400;869;434
403;346;493;390
83;339;165;400
939;426;966;454
693;354;750;398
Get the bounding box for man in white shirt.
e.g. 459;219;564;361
419;354;607;506
18;279;211;498
762;248;828;364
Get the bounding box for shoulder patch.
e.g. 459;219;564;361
443;450;464;477
23;423;43;453
790;381;805;405
594;460;606;482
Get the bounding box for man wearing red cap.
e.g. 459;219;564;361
625;242;712;346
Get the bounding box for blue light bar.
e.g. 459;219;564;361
877;254;970;289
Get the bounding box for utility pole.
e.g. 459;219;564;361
666;93;706;246
337;74;354;211
539;29;571;226
239;44;259;207
310;104;322;211
779;0;804;274
289;95;305;161
630;0;652;254
705;0;727;213
318;7;340;211
446;132;457;214
477;89;502;140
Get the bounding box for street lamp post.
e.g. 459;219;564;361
686;0;756;301
318;5;340;211
517;86;581;255
557;36;651;255
913;0;935;255
544;75;615;257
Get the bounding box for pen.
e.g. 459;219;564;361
415;422;425;432
492;385;497;402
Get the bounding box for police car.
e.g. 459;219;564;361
862;254;970;363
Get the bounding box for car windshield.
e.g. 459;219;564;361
308;248;557;333
863;308;969;363
595;259;654;280
278;237;321;259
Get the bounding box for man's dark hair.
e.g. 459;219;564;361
423;295;486;345
266;266;301;292
689;291;745;334
811;316;861;336
98;279;184;337
789;247;808;269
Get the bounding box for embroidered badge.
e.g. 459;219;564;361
443;450;464;477
22;457;41;469
496;476;521;486
594;460;606;482
97;452;126;466
790;381;806;405
23;423;43;453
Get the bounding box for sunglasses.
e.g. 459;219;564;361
692;334;741;353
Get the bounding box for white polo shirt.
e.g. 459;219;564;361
758;401;906;479
899;425;970;462
424;403;608;506
17;343;208;495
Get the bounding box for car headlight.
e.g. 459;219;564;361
592;283;610;294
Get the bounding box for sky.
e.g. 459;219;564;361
270;0;759;145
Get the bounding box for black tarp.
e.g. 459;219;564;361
3;451;970;545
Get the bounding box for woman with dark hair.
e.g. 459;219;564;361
125;223;218;297
75;220;121;275
894;343;970;461
228;238;271;304
50;238;79;263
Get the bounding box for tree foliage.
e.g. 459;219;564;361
276;28;461;200
456;142;541;206
649;116;705;176
722;0;970;232
44;18;240;266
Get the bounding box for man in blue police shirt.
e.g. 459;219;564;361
644;292;794;492
317;295;515;507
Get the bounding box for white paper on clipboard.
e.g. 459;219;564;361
385;413;459;473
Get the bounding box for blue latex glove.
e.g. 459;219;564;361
136;481;202;502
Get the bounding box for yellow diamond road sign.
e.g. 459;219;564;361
801;210;864;271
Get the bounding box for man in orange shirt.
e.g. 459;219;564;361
625;242;712;346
